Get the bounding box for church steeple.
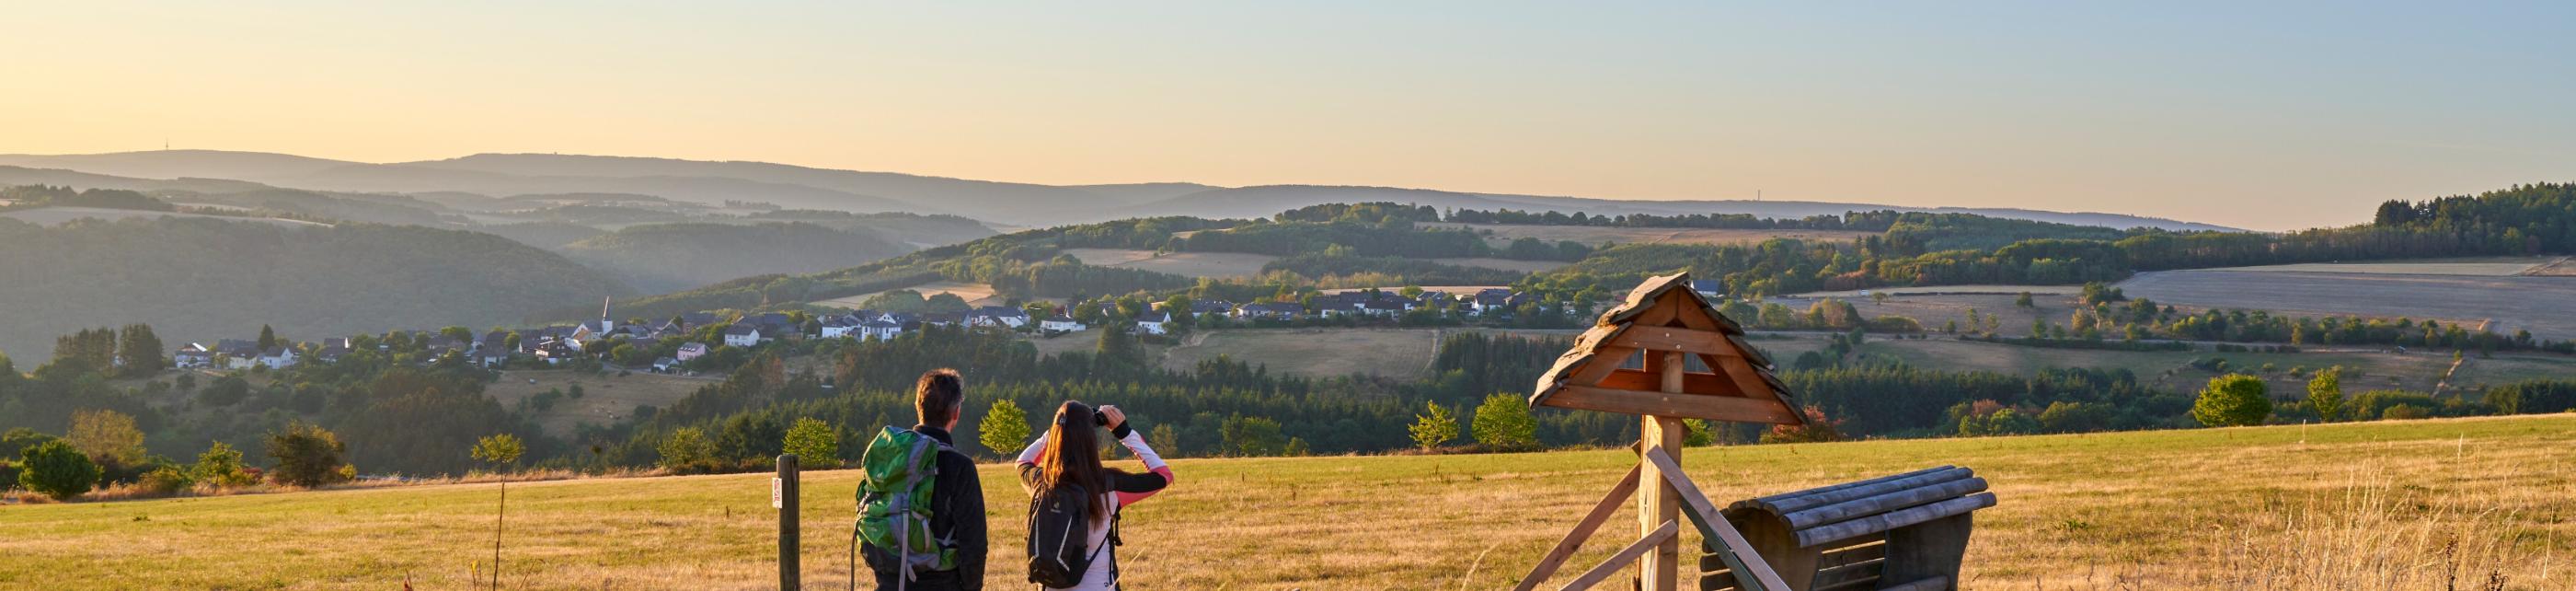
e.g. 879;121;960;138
599;296;615;332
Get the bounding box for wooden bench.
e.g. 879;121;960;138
1698;466;1996;591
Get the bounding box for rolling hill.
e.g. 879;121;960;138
0;215;629;359
0;151;2243;232
559;222;914;294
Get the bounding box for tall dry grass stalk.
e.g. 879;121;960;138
2198;473;2541;591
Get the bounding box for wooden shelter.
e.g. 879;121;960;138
1514;272;1806;591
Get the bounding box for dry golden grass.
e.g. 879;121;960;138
811;281;1005;309
3;415;2570;590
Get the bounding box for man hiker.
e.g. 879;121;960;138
857;369;988;590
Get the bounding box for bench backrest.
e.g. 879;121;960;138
1698;466;1995;591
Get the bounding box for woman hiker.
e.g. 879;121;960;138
1017;401;1173;591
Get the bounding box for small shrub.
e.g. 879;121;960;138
18;441;101;500
781;418;838;468
1469;393;1538;451
2192;374;2271;427
263;423;352;487
2381;404;2432;421
1407;401;1460;451
190;442;256;488
139;466;192;496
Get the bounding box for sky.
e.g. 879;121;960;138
4;2;2572;230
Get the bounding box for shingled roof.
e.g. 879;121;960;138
1528;272;1803;425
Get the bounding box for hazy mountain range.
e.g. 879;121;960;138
0;150;2242;232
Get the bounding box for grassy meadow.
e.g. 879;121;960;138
4;415;2571;590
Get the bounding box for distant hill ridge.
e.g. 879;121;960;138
0;150;2243;232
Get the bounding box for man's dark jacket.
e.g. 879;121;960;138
861;424;987;591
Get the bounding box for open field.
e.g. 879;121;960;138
2117;270;2576;340
4;415;2569;589
1430;257;1570;273
1062;248;1279;278
811;280;1004;309
2527;256;2576;276
1851;336;2489;393
1771;292;2076;337
2189;257;2557;277
1159;328;1440;377
0;206;328;227
1428;223;1876;248
484;369;717;438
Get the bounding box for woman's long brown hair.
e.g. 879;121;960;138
1035;401;1125;524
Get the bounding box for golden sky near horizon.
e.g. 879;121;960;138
4;2;2572;230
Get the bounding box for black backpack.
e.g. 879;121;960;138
1025;484;1119;588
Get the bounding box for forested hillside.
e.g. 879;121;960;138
0;216;628;358
560;222;914;293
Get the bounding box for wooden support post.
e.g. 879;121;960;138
1637;351;1686;591
777;454;799;591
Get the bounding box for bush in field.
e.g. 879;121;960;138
1408;401;1459;451
1762;406;1846;444
190;442;256;488
138;466;192;496
1220;415;1289;457
781;418;838;468
18;440;101;500
264;423;352;487
657;427;715;472
1681;419;1717;446
1469;393;1538;451
977;400;1031;456
2192;374;2272;427
2038;401;2114;433
2381;404;2432;421
2306;367;2345;422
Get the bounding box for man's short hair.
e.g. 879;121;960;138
915;368;964;425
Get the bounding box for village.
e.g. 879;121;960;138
155;284;1623;377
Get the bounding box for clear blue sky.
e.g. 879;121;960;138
4;1;2571;230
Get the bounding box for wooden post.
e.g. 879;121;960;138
777;454;799;591
1638;351;1686;591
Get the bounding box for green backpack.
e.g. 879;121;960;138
857;426;959;579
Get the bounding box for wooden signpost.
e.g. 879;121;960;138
1513;272;1806;591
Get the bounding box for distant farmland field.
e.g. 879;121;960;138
2188;257;2556;277
2116;270;2576;340
1429;257;1570;272
1061;248;1276;278
484;369;716;438
5;415;2566;589
811;280;1003;308
1427;223;1874;247
1158;328;1439;377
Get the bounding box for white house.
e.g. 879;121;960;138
968;306;1030;329
675;342;710;361
860;319;905;341
172;344;213;369
1133;311;1170;335
652;356;680;373
253;346;298;370
722;324;763;347
1041;315;1087;333
819;314;864;339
